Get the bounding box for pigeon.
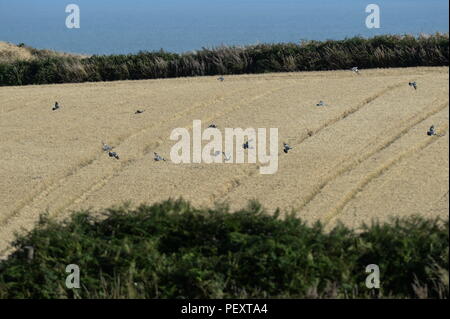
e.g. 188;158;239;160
218;76;225;82
223;152;231;162
154;152;166;162
108;151;120;160
283;142;293;154
409;81;417;90
208;124;218;129
102;142;113;152
351;66;360;74
135;109;145;114
52;102;60;111
316;101;327;107
427;125;437;136
243;139;254;150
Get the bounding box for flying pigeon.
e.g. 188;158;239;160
316;101;327;107
52;102;60;111
427;125;436;136
223;152;231;162
283;143;293;154
243;139;254;150
351;66;360;74
154;152;166;162
108;151;120;160
102;142;113;152
409;82;417;90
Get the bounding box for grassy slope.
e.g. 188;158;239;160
0;41;87;64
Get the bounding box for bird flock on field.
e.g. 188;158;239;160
50;67;443;163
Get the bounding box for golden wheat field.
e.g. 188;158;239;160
0;67;448;256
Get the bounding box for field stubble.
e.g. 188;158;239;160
0;67;448;256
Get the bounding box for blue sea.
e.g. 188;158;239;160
0;0;448;55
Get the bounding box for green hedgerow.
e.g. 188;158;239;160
0;34;448;86
0;199;447;299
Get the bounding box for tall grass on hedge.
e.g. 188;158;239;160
0;34;448;86
0;199;447;299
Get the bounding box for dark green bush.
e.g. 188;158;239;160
0;199;447;299
0;34;448;86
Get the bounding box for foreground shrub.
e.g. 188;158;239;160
0;199;447;299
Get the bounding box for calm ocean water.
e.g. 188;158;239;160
0;0;448;55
